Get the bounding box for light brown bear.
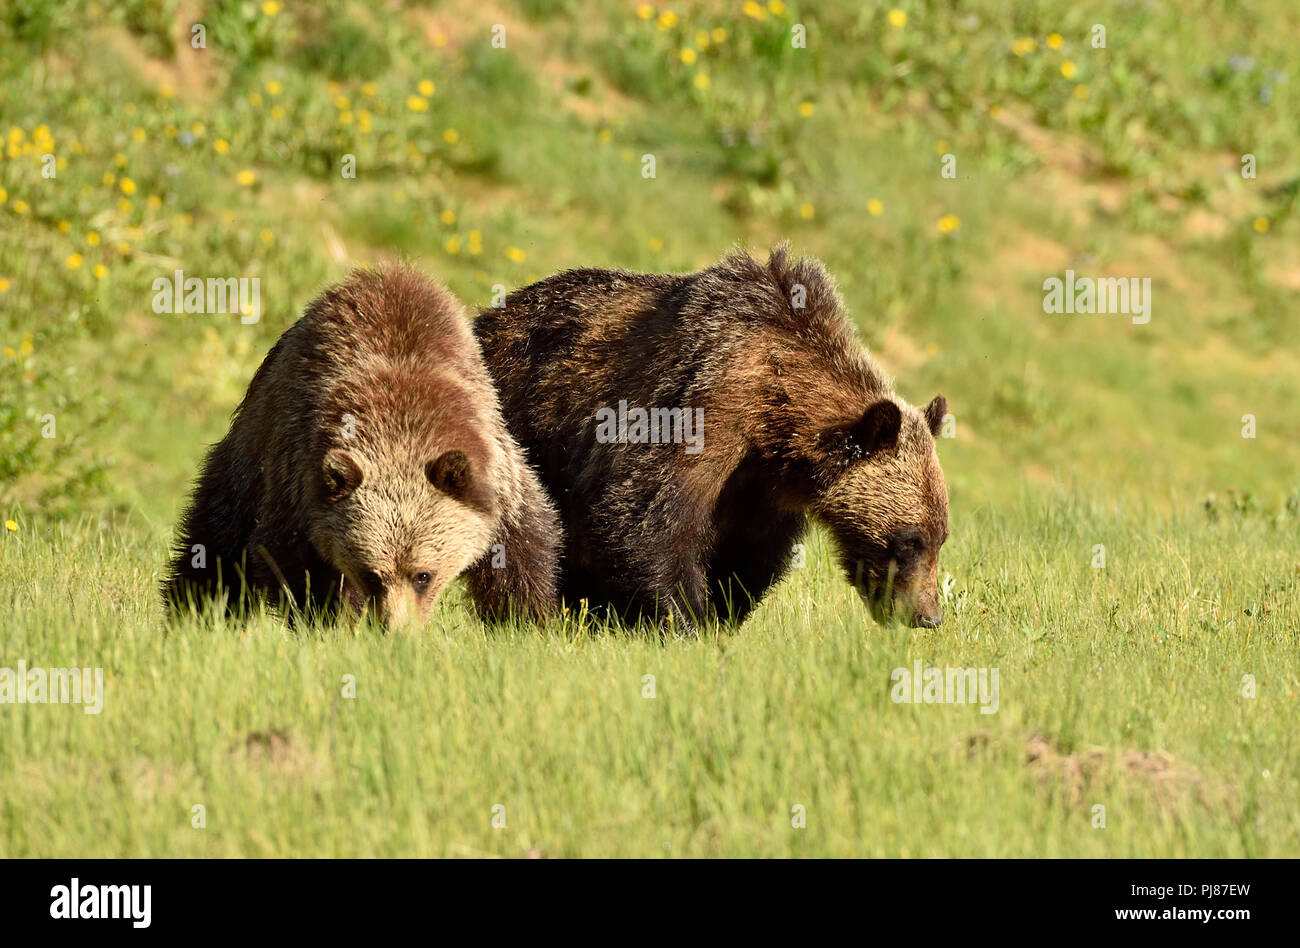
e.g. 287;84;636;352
162;266;559;628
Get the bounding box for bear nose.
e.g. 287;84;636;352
912;609;942;629
379;587;422;631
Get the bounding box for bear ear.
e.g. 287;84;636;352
845;399;903;457
323;449;365;502
427;449;497;513
924;394;948;438
426;450;474;500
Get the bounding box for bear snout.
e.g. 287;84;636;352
911;608;943;629
378;587;424;630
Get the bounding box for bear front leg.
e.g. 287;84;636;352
464;474;562;622
651;574;711;636
596;450;741;634
612;504;715;634
161;436;262;616
707;509;808;624
246;524;349;623
654;554;714;635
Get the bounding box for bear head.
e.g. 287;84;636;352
308;442;497;630
809;394;950;627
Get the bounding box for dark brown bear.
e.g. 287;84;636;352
474;246;950;630
162;265;559;627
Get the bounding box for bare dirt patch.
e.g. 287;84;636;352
239;727;322;780
103;2;217;101
965;730;1239;817
409;1;636;125
991;107;1107;179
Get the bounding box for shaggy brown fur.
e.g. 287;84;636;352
474;246;949;630
162;266;560;627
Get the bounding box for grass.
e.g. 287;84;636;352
3;501;1296;857
1;0;1298;857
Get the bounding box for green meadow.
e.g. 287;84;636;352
1;1;1297;857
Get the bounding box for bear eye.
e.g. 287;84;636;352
889;528;925;566
360;570;383;592
412;572;432;592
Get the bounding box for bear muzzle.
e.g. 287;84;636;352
378;587;424;630
855;566;943;628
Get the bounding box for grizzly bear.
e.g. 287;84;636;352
162;265;560;627
473;246;949;630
